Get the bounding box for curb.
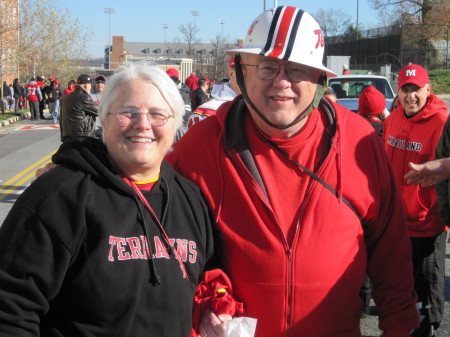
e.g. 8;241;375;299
0;112;31;128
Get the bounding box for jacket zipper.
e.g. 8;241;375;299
286;248;293;337
284;137;336;337
227;130;337;337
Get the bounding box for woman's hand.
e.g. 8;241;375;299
199;310;232;337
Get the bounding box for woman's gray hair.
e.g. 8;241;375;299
99;61;184;132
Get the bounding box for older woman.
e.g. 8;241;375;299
0;62;214;336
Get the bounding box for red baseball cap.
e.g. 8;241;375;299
398;64;429;88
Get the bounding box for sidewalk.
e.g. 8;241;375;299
0;110;55;128
0;112;31;127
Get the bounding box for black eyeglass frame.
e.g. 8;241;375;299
242;61;312;82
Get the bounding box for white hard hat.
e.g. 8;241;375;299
227;6;336;78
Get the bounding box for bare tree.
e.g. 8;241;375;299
313;8;352;43
178;22;201;56
0;1;20;113
209;34;233;81
369;0;449;24
369;0;450;67
18;0;93;84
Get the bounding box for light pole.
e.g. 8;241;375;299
162;24;168;69
356;0;359;41
191;10;199;28
219;19;225;40
191;11;199;73
103;7;115;70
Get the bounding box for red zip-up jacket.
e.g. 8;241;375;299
383;93;448;237
168;96;418;337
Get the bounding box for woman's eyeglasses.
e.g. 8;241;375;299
109;109;174;127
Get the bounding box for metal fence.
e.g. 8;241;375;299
325;24;450;73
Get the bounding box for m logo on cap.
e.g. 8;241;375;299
406;69;417;77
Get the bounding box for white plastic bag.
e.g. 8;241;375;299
226;317;257;337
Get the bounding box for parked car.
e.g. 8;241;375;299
328;75;396;112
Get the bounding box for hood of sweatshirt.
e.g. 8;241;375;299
52;138;173;198
392;93;448;121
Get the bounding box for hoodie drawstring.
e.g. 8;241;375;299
124;177;189;284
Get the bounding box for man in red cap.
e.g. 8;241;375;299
166;68;190;108
383;63;449;337
188;56;240;129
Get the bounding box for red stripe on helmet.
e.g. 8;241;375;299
268;6;297;58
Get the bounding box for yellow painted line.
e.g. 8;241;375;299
0;151;56;201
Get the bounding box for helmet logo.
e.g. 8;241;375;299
248;20;258;37
314;29;324;49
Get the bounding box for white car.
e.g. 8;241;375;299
328;75;396;112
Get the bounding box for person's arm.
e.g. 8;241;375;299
36;87;43;101
0;199;72;334
84;96;98;117
364;133;419;336
404;159;450;187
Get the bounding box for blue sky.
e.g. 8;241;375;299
62;0;378;57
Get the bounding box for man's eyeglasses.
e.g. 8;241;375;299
109;109;174;127
243;61;311;82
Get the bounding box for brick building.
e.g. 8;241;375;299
105;35;241;82
1;0;19;86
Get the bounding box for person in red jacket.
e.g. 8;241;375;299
383;63;448;337
63;80;76;96
358;84;387;139
168;6;419;337
185;73;198;93
342;64;351;75
25;77;43;121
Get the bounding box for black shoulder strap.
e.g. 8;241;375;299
225;97;268;199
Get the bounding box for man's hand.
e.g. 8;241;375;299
36;162;58;179
404;160;450;187
199;310;232;337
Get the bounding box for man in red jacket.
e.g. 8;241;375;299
383;64;448;337
168;6;418;337
25;77;43;121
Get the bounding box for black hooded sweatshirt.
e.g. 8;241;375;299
0;138;214;337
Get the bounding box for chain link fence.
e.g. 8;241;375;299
325;24;449;74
